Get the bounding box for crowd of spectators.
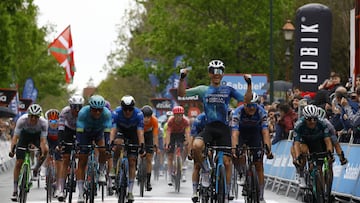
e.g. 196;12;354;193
0;118;14;142
260;72;360;145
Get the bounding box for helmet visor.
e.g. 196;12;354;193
209;68;224;75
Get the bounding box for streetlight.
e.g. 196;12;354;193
282;20;295;81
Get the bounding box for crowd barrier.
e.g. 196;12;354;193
264;140;360;201
0;140;15;174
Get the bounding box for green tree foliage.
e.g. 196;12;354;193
0;0;67;103
108;0;296;92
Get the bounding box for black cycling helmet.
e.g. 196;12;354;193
141;105;153;117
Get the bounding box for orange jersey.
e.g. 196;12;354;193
144;115;159;136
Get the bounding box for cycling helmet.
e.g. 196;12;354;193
317;107;326;119
45;109;60;120
89;95;105;109
250;92;259;103
141;105;153;117
120;95;135;108
172;106;184;114
208;60;225;70
28;104;42;116
302;105;318;119
69;95;85;105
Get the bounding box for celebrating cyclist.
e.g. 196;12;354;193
165;105;191;185
43;109;62;198
110;95;146;202
231;92;273;203
178;59;252;203
76;95;112;203
141;105;159;191
9;104;49;202
56;94;84;201
292;105;333;188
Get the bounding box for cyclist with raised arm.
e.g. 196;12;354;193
43;109;62;198
293;105;333;188
76;95;112;203
9;104;49;201
56;94;84;201
110;95;146;202
178;59;252;203
141;105;159;191
231;92;273;203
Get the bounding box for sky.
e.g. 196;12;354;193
34;0;132;93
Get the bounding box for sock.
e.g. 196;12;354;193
192;182;199;194
128;179;134;193
77;180;84;194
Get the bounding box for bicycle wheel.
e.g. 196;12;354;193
46;166;54;203
90;163;96;203
251;165;260;203
314;172;325;203
118;167;127;203
175;155;182;192
139;158;146;197
67;159;76;203
231;167;238;200
217;165;226;203
153;154;160;181
323;169;333;202
19;166;29;203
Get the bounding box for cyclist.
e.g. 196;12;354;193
231;92;273;203
141;105;159;191
43;109;62;198
317;107;348;165
293;105;333;188
76;95;112;203
9;104;49;201
110;95;146;202
178;59;252;203
56;94;84;201
165;105;191;185
190;112;206;202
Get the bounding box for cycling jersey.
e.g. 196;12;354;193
167;115;190;134
144;115;159;135
191;112;206;136
293;117;330;153
184;85;244;125
47;120;59;141
58;106;77;131
14;114;48;138
76;105;112;133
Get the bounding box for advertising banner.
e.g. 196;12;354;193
293;3;332;92
18;98;33;112
0;88;17;106
221;74;267;96
151;98;172;111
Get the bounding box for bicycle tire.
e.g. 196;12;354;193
153;154;160;181
175;155;182;192
314;171;325;203
323;168;333;202
46;165;54;203
217;165;226;203
118;168;127;203
68;158;76;203
139;158;146;197
231;167;239;200
19;166;29;203
90;162;96;203
250;165;260;203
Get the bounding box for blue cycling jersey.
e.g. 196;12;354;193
185;85;244;125
76;105;112;133
112;107;144;131
231;104;268;132
191;112;206;136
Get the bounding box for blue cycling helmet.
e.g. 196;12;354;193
89;95;105;109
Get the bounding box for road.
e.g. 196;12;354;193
0;161;302;203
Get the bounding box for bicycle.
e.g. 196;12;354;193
153;152;161;181
78;144;106;203
137;145;154;197
61;141;77;203
10;145;40;203
198;144;232;203
112;140;141;203
45;148;56;203
301;151;333;203
170;142;183;193
230;164;239;200
238;145;265;203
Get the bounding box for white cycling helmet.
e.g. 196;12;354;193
208;60;225;70
302;105;318;119
69;95;85;105
28;104;42;116
317;107;326;119
121;95;135;108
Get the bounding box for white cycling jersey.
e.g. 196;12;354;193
58;106;77;131
14;114;48;138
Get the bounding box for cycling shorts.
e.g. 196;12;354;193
144;131;154;154
16;131;41;160
168;132;185;154
197;121;231;154
77;129;104;154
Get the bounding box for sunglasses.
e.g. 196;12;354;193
209;68;224;75
123;107;134;112
305;117;317;122
90;107;103;113
70;104;82;111
246;103;257;108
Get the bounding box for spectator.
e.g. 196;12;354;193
267;108;277;138
318;71;342;95
290;95;302;114
293;86;316;100
0;120;11;141
272;103;297;144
